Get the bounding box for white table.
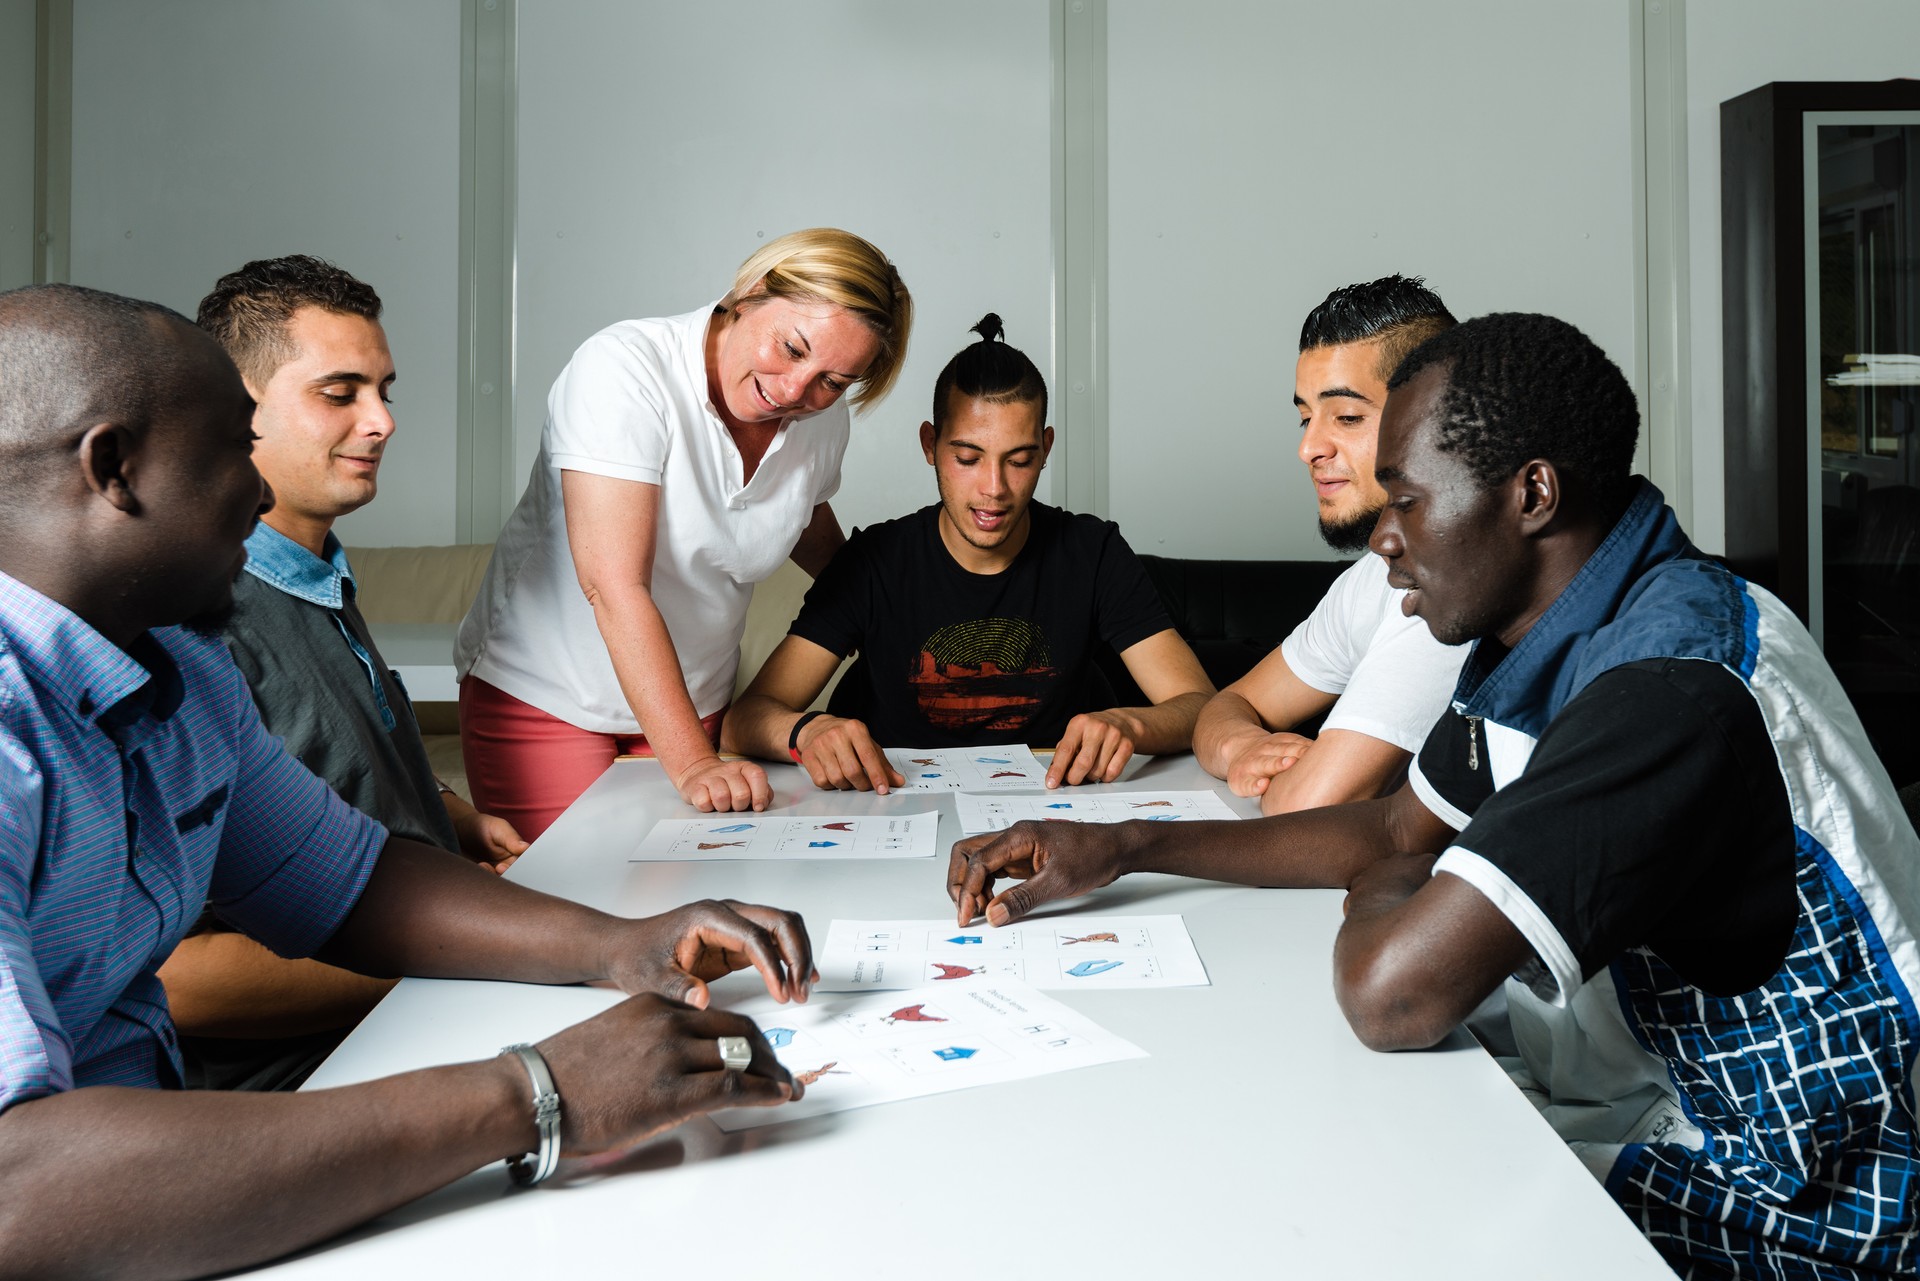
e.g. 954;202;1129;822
261;755;1675;1279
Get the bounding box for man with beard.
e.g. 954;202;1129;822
1194;276;1465;814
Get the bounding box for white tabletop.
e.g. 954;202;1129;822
262;755;1675;1279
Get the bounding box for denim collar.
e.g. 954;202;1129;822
0;569;185;737
1451;478;1697;736
242;522;356;609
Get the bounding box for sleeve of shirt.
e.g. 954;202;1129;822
545;330;673;486
1278;557;1372;695
787;528;876;660
1093;524;1175;654
205;671;387;961
1318;615;1465;752
1431;659;1769;1006
0;730;71;1110
807;400;849;507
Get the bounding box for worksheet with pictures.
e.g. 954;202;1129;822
707;982;1146;1132
883;744;1048;792
817;914;1211;990
629;812;939;861
953;789;1241;834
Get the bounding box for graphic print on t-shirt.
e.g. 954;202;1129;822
908;617;1059;733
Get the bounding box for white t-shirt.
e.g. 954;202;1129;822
455;305;848;733
1277;554;1466;752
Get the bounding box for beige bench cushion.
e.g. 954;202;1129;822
346;544;496;627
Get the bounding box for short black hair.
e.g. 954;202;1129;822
197;254;381;388
1299;274;1456;381
930;313;1047;435
0;283;196;460
1388;312;1640;512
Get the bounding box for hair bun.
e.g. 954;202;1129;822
971;313;1004;344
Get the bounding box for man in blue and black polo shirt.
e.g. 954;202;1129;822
951;313;1920;1280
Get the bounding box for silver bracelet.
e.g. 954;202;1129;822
500;1042;562;1186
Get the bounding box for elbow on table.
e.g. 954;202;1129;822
1333;948;1461;1053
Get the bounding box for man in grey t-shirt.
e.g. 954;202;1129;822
158;256;527;1089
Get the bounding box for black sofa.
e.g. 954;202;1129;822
1096;554;1352;709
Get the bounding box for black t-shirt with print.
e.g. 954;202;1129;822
789;502;1173;748
1415;656;1798;997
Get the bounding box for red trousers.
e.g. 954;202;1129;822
458;675;723;840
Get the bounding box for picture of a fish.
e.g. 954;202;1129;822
795;1061;847;1086
1061;932;1119;945
764;1027;796;1049
697;841;747;850
931;963;981;980
909;758;938;766
816;821;856;831
990;771;1027;779
1066;959;1124;977
708;822;756;832
1129;801;1173;808
807;840;840;848
883;1004;947;1024
976;757;1012;765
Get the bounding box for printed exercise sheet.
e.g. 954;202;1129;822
817;914;1210;990
629;812;938;861
953;789;1241;834
883;744;1048;792
708;981;1146;1131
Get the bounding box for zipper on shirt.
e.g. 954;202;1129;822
1465;716;1482;771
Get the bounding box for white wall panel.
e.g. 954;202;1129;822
1107;0;1640;560
66;0;461;547
1684;0;1920;556
512;0;1052;537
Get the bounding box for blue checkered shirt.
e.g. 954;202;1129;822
0;570;387;1108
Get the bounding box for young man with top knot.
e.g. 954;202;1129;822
723;314;1214;792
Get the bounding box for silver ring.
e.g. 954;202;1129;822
717;1035;752;1071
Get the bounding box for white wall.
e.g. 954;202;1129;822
513;0;1053;538
1107;0;1642;561
1683;0;1920;556
64;0;462;548
0;0;36;292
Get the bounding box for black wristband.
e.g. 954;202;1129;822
788;710;827;762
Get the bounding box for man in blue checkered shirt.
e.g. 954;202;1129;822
0;284;817;1277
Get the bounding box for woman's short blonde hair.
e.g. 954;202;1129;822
721;228;912;411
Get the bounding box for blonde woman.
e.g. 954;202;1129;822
456;229;912;833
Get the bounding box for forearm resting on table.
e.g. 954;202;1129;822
314;837;622;985
159;932;395;1038
0;1059;530;1281
1193;690;1275;775
1109;690;1210;754
1258;729;1411;815
1117;788;1442;889
719;692;804;760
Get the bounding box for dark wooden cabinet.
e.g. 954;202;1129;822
1722;81;1920;784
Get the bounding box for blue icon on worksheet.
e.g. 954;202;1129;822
946;935;982;945
764;1028;795;1049
933;1046;978;1061
1066;960;1124;977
